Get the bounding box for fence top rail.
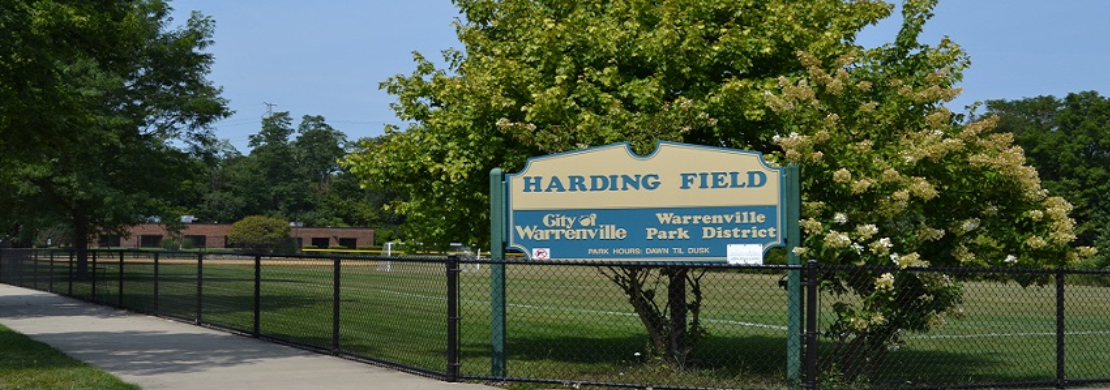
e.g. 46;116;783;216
8;248;1110;276
473;257;805;270
1;248;455;263
811;262;1110;276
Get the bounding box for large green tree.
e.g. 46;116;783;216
344;0;1092;373
323;137;405;234
0;0;230;272
192;139;250;224
231;112;373;227
243;112;308;218
983;91;1110;266
294;115;347;186
291;115;350;226
346;0;892;248
0;0;134;159
1;0;133;241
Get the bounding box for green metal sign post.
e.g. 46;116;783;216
786;163;802;387
489;168;507;377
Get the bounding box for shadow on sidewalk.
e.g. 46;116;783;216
30;329;306;376
0;286;312;377
0;292;131;320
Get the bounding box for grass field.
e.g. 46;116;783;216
0;324;139;390
6;251;1110;389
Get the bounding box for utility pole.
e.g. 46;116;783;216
263;102;277;118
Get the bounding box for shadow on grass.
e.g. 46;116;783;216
856;347;1055;388
479;333;787;383
458;332;1057;389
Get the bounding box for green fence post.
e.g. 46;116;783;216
489;168;507;378
786;163;803;388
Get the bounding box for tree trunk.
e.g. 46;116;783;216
73;216;90;279
827;331;896;383
666;267;689;366
609;267;668;355
602;266;704;368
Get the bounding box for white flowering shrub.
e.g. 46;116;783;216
764;1;1095;382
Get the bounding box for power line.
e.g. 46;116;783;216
209;118;259;126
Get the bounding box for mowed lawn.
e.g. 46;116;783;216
0;324;139;390
12;254;1110;389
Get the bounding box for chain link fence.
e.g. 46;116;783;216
4;248;1110;389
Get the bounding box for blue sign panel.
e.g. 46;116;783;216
511;206;779;260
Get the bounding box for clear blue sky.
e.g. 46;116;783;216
169;1;1110;153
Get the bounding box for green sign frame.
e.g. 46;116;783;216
488;141;802;385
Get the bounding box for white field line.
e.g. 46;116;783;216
910;330;1110;340
359;287;788;331
349;287;1110;340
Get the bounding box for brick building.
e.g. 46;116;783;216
97;223;375;250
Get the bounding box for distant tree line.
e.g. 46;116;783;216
187;112;404;238
2;109;405;248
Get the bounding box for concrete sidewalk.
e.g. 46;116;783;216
0;284;498;390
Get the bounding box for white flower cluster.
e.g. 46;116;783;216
875;273;895;292
771;131;815;163
1043;196;1077;245
800;218;824;235
1025;236;1047;249
954;245;976;263
890;252;925;269
494;118;537;132
1028;210;1044;221
915;225;945;242
909;177;938;200
869;237;893;256
954;218;980;236
1078;246;1099;258
771;132;801;145
851;178;874;194
963;218;980;231
848;312;889;333
823;230;852;248
855;224;878;241
851;242;864;255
